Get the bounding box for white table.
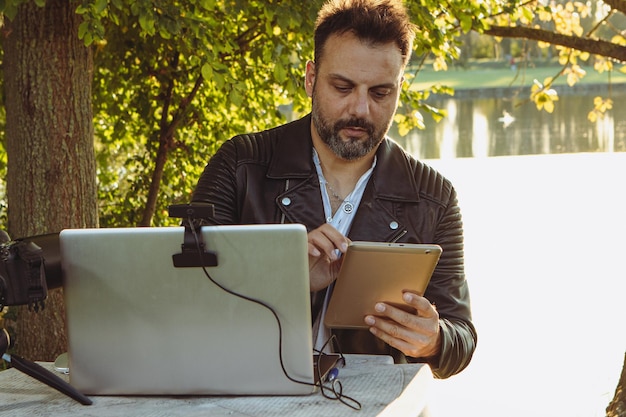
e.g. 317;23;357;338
0;355;432;417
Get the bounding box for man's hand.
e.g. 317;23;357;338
307;223;350;292
364;291;441;359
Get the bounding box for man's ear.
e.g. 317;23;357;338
305;60;316;97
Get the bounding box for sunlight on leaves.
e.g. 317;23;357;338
565;64;586;86
538;7;552;22
587;97;613;122
611;35;626;46
594;57;613;73
433;56;449;71
531;79;559;113
396;109;426;134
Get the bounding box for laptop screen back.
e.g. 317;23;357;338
60;224;314;395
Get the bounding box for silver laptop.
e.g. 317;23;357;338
60;224;318;396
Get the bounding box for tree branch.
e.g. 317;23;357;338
482;25;626;63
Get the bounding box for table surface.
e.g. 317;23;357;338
0;355;432;417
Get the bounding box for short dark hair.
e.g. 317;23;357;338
314;0;415;68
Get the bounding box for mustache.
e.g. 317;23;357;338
334;118;374;135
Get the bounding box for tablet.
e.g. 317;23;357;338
324;241;442;329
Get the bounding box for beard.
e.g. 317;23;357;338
311;95;389;161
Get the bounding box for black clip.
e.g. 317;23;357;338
168;203;218;268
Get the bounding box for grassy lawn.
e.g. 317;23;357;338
409;60;626;90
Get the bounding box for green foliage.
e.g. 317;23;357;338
86;1;322;226
3;0;624;227
86;0;482;226
0;0;535;227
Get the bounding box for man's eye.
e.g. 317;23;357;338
372;89;392;98
335;85;352;93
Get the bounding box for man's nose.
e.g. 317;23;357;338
348;89;370;117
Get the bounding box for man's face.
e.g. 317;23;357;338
306;31;404;161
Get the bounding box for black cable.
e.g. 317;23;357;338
314;335;362;411
188;222;312;387
187;221;362;409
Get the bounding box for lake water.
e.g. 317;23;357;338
421;152;626;416
393;90;626;159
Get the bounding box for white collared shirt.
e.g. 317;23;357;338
311;148;376;351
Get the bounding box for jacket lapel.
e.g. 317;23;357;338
349;139;421;242
267;115;326;228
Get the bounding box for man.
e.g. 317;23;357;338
191;0;476;379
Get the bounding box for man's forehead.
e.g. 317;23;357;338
319;32;403;69
317;35;404;85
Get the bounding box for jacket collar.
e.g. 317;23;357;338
371;138;421;203
267;114;315;179
268;113;420;203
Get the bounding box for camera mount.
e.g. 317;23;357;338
168;203;218;268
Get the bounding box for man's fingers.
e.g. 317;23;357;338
402;292;438;319
307;224;350;260
364;293;441;358
307;242;322;257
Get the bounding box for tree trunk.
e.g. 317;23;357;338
2;0;97;361
607;353;626;417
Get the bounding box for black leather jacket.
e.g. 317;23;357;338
192;114;477;378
